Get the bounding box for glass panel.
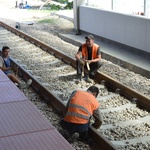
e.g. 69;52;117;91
87;0;150;17
113;0;144;15
88;0;112;10
146;0;150;16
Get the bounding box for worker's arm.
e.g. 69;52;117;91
0;66;12;71
86;54;101;64
75;50;85;65
75;50;82;60
92;108;103;129
0;57;12;71
0;57;17;72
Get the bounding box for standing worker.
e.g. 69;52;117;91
0;46;32;89
60;86;103;143
75;35;102;83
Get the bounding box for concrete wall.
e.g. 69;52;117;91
79;5;150;53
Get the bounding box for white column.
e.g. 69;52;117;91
144;0;147;16
73;0;86;34
111;0;114;10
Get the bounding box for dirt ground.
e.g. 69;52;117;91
0;0;50;21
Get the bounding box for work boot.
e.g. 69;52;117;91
86;77;93;83
18;79;32;89
59;130;70;139
77;74;82;81
90;72;95;78
84;74;93;83
18;82;27;89
67;132;79;143
26;79;32;86
90;71;96;76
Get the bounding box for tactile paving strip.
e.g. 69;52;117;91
0;101;54;137
0;80;28;103
0;129;74;150
0;70;10;82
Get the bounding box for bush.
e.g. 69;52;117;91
64;1;73;9
43;0;73;10
50;4;62;10
55;0;68;4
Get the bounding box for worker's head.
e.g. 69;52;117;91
87;86;99;98
2;46;10;57
85;35;94;48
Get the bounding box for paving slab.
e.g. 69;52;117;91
0;101;54;137
0;129;74;150
0;80;28;103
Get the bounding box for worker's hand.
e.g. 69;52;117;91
12;66;18;72
78;58;85;66
91;123;100;129
86;60;92;64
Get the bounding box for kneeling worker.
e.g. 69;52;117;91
60;86;103;143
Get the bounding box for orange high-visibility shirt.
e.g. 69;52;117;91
82;43;99;60
64;90;100;124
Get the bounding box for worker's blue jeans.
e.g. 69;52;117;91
60;119;90;140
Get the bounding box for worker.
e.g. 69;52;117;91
60;86;103;143
75;35;102;83
0;46;32;89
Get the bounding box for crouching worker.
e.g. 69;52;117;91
75;35;102;83
0;46;32;89
60;86;103;143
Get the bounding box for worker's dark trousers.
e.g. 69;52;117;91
76;60;102;76
60;119;90;140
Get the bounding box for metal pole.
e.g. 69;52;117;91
74;0;80;34
87;0;89;6
111;0;113;10
15;1;18;8
144;0;147;16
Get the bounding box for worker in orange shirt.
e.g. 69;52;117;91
75;35;102;82
60;86;103;143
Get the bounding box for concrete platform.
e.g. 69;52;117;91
54;10;150;79
59;33;150;79
0;70;74;150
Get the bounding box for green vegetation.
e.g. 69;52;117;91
44;0;73;10
37;18;58;24
55;0;69;4
28;0;73;11
28;9;52;13
46;3;62;10
64;1;73;9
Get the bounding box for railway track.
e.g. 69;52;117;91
0;22;150;150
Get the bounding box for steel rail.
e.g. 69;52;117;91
94;73;150;111
1;21;149;111
10;59;117;150
1;21;149;149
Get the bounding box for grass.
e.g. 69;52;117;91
37;18;58;24
28;9;56;13
26;9;59;24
